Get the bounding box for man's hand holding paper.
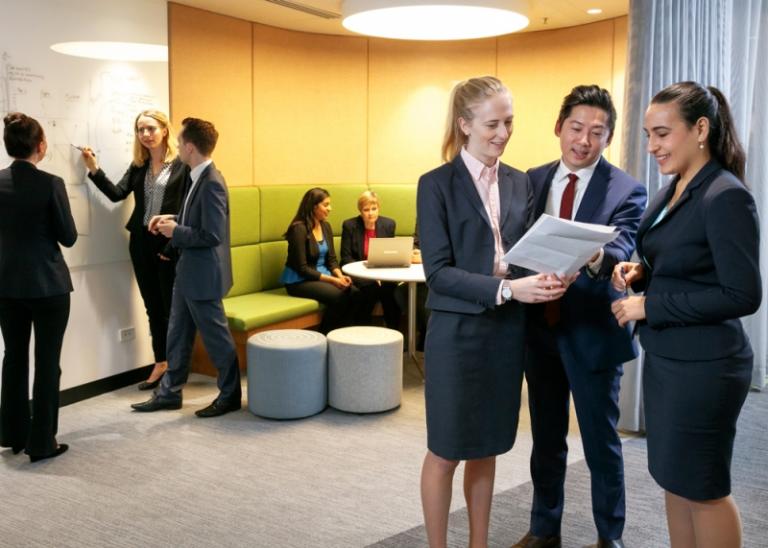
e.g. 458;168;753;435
503;214;620;275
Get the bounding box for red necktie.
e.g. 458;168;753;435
545;173;579;326
559;173;578;220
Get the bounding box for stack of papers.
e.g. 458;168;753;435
503;214;620;275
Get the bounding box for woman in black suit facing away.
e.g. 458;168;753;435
340;190;402;328
0;113;77;462
612;82;761;548
417;77;569;548
281;187;360;334
80;110;187;390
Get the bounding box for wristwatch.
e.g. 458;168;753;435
501;280;514;302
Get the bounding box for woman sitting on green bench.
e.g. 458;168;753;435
280;187;360;334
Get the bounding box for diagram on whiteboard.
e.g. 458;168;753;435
1;49;167;268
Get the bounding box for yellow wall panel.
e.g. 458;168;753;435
497;20;617;171
252;24;368;185
169;3;253;186
612;16;629;167
368;39;497;184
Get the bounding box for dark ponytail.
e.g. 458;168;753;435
706;86;746;182
3;112;45;159
651;81;746;182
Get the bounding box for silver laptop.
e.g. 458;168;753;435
365;236;414;268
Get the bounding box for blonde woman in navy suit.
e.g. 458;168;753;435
417;77;570;548
612;82;760;547
0;113;77;462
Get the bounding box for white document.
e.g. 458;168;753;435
503;214;620;275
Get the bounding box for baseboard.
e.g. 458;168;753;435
59;364;153;407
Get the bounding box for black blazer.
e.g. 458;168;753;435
284;220;339;281
88;157;187;232
634;160;761;361
0;160;77;298
340;215;396;265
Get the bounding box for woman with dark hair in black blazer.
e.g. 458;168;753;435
80;110;187;390
340;190;401;328
0;112;77;462
612;81;761;547
281;187;360;334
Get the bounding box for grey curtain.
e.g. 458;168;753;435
618;0;768;431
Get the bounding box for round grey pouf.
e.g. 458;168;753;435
327;326;403;413
247;329;327;419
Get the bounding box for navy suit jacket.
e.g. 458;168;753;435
417;155;532;314
0;161;77;298
340;215;396;265
634;160;761;361
527;157;647;370
171;162;233;300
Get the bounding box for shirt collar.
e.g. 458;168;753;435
460;147;499;184
554;155;601;185
190;159;213;184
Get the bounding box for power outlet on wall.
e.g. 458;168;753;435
118;327;135;342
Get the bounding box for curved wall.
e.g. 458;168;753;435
169;3;627;186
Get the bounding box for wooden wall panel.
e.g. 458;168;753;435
252;24;368;185
169;3;253;186
612;16;629;166
497;20;618;171
367;39;497;184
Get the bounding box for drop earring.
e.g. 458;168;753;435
698;142;705;150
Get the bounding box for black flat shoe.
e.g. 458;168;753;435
138;375;163;390
131;395;182;412
12;445;24;455
195;398;241;418
29;444;69;463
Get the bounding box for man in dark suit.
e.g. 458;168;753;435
132;117;241;418
512;86;647;548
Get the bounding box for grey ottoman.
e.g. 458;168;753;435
247;329;327;419
327;326;403;413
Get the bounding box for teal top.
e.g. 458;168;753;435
280;239;332;284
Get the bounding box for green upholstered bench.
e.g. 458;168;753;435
194;182;418;376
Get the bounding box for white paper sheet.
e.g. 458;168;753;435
503;214;620;275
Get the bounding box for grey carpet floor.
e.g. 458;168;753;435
0;360;763;548
371;387;768;548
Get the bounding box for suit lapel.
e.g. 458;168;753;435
536;162;559;217
574;157;609;222
498;164;514;230
453;155;491;228
181;163;211;223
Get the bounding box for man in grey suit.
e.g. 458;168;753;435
132;117;241;417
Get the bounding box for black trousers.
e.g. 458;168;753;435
285;280;360;334
129;229;175;363
0;293;70;456
355;280;401;329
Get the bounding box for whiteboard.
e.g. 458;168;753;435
0;0;169;268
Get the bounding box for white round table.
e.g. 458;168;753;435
342;261;425;368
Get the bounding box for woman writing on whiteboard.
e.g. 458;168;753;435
0;112;77;461
80;110;188;390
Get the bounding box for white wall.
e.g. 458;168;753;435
0;0;169;390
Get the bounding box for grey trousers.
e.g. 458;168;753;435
158;286;241;403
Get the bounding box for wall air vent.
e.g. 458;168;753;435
265;0;341;19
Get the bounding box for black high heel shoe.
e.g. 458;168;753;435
138;374;164;391
29;444;69;463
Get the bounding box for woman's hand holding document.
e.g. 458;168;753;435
503;214;620;275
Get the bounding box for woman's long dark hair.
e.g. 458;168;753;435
651;81;746;182
284;187;330;238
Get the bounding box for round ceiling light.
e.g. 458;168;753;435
51;42;167;62
342;0;530;41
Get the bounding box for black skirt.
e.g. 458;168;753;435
424;304;525;460
643;344;752;500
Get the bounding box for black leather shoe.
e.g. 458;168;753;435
585;539;625;548
137;376;162;391
512;531;562;548
131;395;182;412
29;444;69;463
12;445;24;455
195;398;241;418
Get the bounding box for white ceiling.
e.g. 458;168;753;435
172;0;629;36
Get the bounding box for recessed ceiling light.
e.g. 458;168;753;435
586;8;603;15
50;42;167;62
342;0;530;41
